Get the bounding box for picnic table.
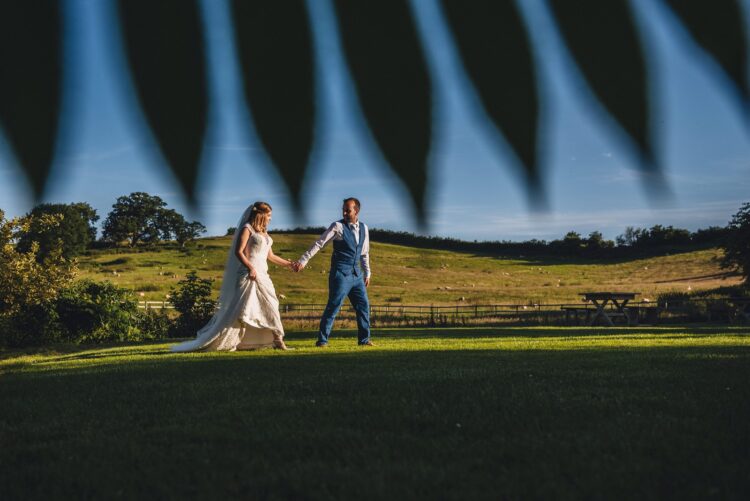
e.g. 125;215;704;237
578;292;639;326
728;298;750;323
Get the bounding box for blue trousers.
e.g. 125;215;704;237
318;271;370;345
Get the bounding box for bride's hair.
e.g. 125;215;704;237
247;202;272;232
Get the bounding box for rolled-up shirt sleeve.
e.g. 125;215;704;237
361;225;371;278
298;223;338;266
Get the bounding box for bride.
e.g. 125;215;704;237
171;201;294;352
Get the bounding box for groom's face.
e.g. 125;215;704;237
342;201;359;223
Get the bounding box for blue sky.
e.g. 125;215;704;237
0;0;748;242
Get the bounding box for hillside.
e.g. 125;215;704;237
76;234;741;305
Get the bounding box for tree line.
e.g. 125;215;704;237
12;192;206;262
271;224;729;259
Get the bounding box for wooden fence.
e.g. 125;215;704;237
137;298;750;326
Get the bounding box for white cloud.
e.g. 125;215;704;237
59;146;133;164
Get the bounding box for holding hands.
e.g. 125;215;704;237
290;260;305;273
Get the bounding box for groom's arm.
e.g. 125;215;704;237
297;222;339;269
361;225;371;286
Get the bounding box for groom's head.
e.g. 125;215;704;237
342;197;360;223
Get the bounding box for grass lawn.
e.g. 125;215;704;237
75;235;740;304
1;327;749;499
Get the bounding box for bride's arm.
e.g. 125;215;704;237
268;248;293;269
235;227;256;279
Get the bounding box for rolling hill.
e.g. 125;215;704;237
75;234;741;306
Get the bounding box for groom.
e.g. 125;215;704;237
294;198;373;347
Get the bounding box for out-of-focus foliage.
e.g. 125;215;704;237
4;1;746;222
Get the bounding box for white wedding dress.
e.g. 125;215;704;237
171;221;284;352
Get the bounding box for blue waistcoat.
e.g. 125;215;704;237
331;219;365;277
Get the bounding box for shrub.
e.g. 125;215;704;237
55;280;141;343
0;304;62;347
136;308;173;340
168;271;216;338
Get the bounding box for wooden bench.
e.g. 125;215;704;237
561;306;596;325
579;292;639;326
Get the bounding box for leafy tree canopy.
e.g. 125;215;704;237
102;192;206;247
721;202;750;283
102;192;167;246
0;209;76;313
16;202;98;260
157;208;206;248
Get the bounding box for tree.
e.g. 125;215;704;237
0;210;77;346
691;226;728;246
102;192;167;246
562;231;584;252
16;202;99;260
641;225;691;246
721;203;750;284
176;221;206;247
157;208;206;247
585;231;614;252
616;227;638;247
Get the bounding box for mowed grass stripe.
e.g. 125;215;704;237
1;327;749;499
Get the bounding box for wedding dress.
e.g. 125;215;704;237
171;210;284;352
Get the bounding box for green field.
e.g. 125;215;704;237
2;327;749;499
76;235;740;305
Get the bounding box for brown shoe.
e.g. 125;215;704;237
273;340;291;350
273;335;293;350
359;341;376;347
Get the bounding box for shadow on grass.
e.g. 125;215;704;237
1;335;749;499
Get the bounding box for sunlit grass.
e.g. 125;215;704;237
2;327;749;498
75;235;740;305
